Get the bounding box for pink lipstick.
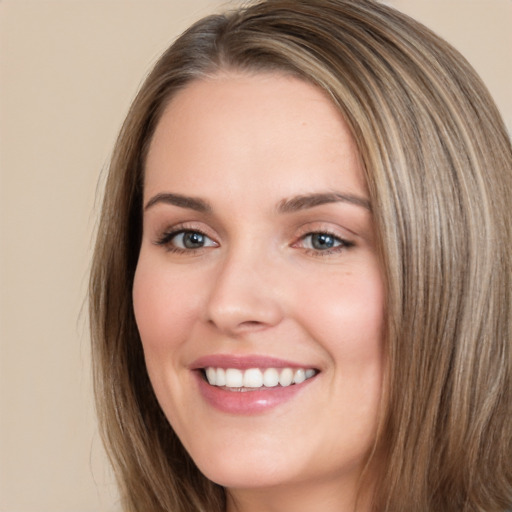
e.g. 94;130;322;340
191;355;319;415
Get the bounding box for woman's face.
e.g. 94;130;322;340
133;72;385;506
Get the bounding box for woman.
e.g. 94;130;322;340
89;1;512;511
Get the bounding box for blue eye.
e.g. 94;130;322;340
308;233;339;250
156;230;217;251
175;231;208;249
300;232;352;253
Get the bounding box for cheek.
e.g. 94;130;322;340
132;258;201;360
301;267;385;350
296;265;386;402
131;258;207;423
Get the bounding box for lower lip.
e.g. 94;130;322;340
194;372;315;415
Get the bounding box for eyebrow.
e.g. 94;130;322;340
144;191;371;215
277;192;371;213
144;192;212;213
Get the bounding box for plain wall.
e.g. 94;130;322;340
0;1;510;511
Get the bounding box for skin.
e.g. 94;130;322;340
133;72;385;512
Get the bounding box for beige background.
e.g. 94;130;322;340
0;1;510;511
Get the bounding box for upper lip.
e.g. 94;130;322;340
190;354;318;371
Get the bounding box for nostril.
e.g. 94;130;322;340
241;321;263;327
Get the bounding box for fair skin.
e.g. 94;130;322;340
133;72;385;512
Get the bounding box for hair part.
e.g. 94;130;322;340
89;1;512;510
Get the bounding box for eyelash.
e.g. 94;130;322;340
154;227;354;256
296;231;354;256
154;227;216;254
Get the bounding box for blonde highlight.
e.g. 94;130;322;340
89;1;512;510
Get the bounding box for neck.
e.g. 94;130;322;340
225;472;374;512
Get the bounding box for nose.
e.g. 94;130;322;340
204;245;284;336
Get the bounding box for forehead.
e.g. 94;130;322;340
144;72;367;205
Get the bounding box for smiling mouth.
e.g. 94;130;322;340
202;367;318;390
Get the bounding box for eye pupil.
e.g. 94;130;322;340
183;232;205;248
312;233;336;250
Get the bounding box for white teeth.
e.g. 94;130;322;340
206;367;217;385
204;366;317;388
294;368;306;384
243;368;263;388
216;367;226;386
263;368;279;387
279;368;294;386
225;368;243;387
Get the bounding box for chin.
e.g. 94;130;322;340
188;435;365;493
199;459;302;490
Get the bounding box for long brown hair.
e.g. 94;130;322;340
89;1;512;510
